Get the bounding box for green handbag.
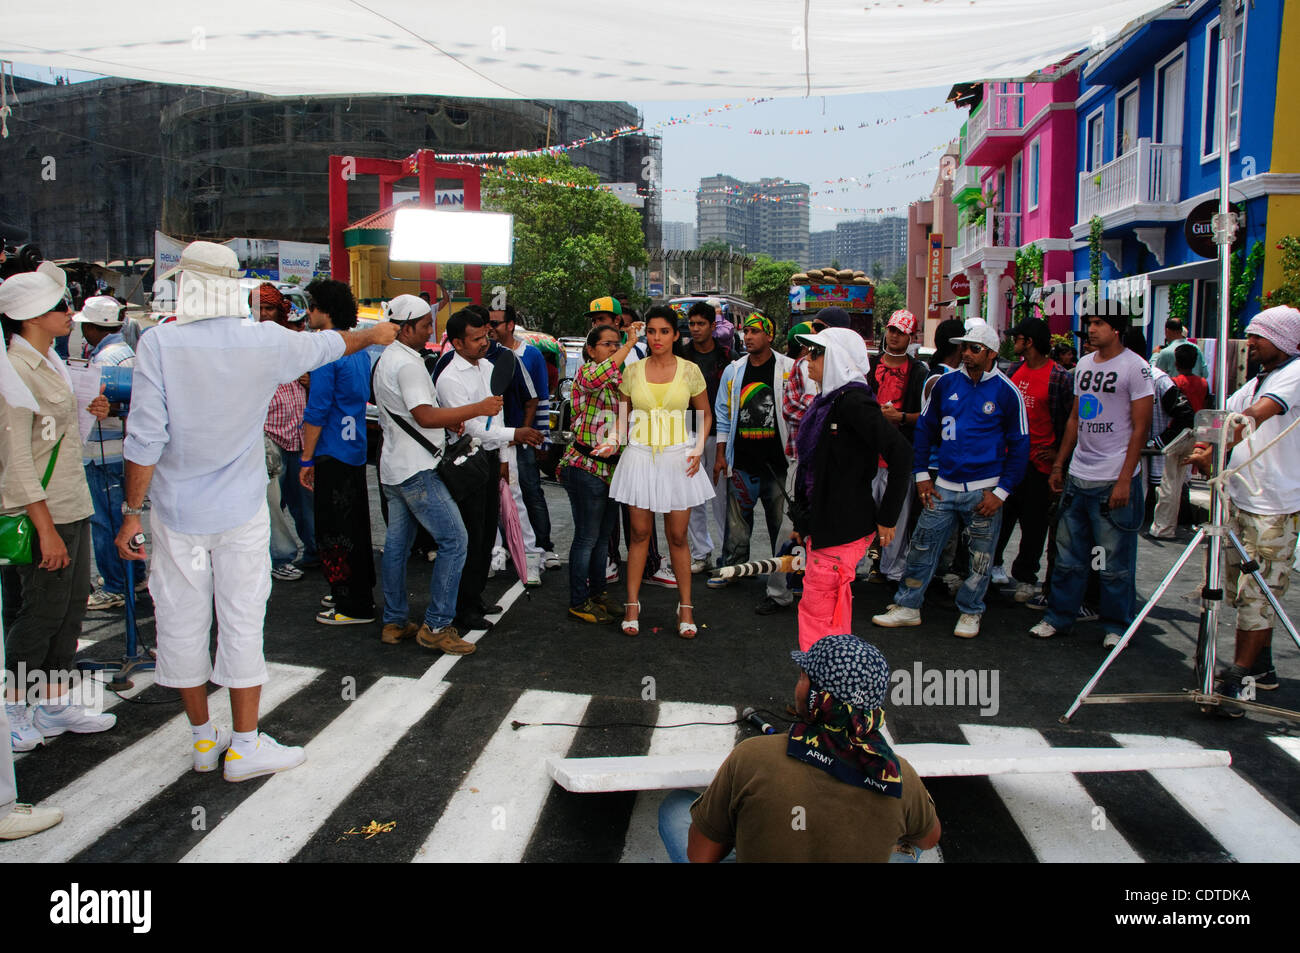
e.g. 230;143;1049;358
0;435;65;566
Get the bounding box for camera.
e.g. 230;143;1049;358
0;235;43;281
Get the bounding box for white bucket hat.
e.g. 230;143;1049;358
158;241;244;323
74;295;125;327
0;261;68;320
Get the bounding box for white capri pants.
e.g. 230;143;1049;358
150;501;273;689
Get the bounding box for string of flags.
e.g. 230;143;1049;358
743;102;955;136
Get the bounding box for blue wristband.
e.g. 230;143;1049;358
300;459;314;468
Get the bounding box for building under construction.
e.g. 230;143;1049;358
0;76;660;261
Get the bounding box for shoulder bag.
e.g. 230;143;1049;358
0;435;65;566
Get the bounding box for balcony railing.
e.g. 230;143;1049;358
960;211;1021;261
952;163;982;197
1078;138;1182;222
967;85;1025;155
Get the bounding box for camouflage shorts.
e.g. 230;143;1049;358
1225;506;1300;631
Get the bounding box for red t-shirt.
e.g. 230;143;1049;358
1012;360;1055;475
874;359;909;468
1173;373;1208;413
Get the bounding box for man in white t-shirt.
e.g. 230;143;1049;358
1188;306;1300;714
1031;310;1153;646
373;295;502;655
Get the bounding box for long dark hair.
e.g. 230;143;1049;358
584;323;620;362
644;305;685;357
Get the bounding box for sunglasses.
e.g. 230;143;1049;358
807;345;825;358
52;298;70;313
961;342;988;354
488;319;506;328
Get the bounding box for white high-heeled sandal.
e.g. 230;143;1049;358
677;603;697;639
622;601;641;636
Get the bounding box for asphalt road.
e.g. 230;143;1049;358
11;475;1300;864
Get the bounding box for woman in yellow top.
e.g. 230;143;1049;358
610;306;712;637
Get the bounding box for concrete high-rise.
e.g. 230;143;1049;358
697;174;808;262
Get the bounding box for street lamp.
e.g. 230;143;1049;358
1019;276;1037;322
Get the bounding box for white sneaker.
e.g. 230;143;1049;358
32;705;116;738
223;732;306;782
605;559;620;583
526;555;542;587
690;558;709;574
991;565;1010;586
193;726;233;773
0;803;64;840
646;564;678;588
1102;632;1122;649
489;547;507;578
86;587;126;611
542;551;561;570
6;703;44;752
1012;582;1038;603
1029;620;1058;639
954;613;981;638
872;605;922;627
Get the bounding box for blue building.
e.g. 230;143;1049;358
1068;0;1298;352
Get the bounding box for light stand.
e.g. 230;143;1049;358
1061;0;1300;724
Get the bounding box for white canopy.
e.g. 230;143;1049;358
4;0;1173;100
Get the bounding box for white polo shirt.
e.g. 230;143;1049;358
373;340;446;487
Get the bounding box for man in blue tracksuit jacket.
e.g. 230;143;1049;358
872;321;1029;638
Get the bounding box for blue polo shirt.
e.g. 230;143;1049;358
303;349;370;466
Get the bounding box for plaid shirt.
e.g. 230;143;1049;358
1047;361;1074;445
265;380;306;451
559;357;622;483
782;355;817;457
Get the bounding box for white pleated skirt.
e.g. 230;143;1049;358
609;443;715;514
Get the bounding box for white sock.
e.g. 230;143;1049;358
191;720;216;743
232;729;259;754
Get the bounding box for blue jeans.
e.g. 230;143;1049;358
723;467;791;604
271;445;316;565
84;460;125;595
381;470;468;630
895;488;1003;616
516;444;553;552
561;466;619;607
1046;475;1143;634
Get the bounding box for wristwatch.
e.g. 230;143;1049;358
121;502;145;517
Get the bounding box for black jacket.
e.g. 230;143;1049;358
868;353;930;445
793;387;914;547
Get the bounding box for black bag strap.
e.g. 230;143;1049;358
372;350;444;463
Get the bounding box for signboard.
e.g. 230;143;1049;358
153;231;186;280
434;188;465;209
950;272;970;300
789;282;874;312
1185;199;1244;260
926;233;944;318
277;241;318;284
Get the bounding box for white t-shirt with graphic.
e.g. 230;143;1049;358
1068;348;1155;482
1226;358;1300;515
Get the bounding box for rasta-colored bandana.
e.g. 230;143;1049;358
787;691;903;797
743;312;774;338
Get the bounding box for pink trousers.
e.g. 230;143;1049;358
797;535;871;651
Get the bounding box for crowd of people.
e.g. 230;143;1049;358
1;236;1297;852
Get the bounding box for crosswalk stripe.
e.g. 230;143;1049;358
959;724;1142;863
619;701;737;864
1115;733;1300;862
2;663;321;863
180;676;449;864
1269;736;1300;765
413;689;591;863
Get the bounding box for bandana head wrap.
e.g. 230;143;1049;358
1245;307;1300;357
256;282;289;322
742;312;774;338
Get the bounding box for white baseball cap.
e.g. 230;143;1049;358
950;322;1000;352
0;261;68;320
383;294;431;323
74;295;125;327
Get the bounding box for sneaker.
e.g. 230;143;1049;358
381;621;418;645
690;558;710;574
991;565;1010;586
1012;582;1038;603
590;591;618;615
755;596;790;616
646;564;678;588
954;613;981;638
872;605;922;627
705;574;731;589
86;588;126;611
320;593;335;610
568;599;614;625
416;623;476;655
1029;620;1058;639
193;726;232;773
316;610;375;625
605;559;620;583
32;704;116;737
223;732;307;782
526;557;542;588
135;574;150;593
1077;604;1099;623
271;563;304;582
489;548;507;578
1102;632;1122;648
543;551;561;570
0;803;64;840
1212;667;1249;719
1026;593;1050;611
6;703;43;752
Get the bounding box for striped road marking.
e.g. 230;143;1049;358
413;689;591;863
960;724;1142;863
1268;736;1300;765
1115;733;1300;862
3;663;321;863
181;676;450;864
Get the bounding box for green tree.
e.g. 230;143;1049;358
742;254;800;331
872;279;904;323
1264;235;1300;310
480;154;647;335
889;263;907;289
698;239;733;255
870;260;885;281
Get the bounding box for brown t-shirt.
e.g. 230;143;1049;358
690;734;937;862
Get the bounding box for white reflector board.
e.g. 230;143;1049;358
389;209;514;266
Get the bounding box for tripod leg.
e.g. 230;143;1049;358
1061;528;1205;722
1228;530;1300;653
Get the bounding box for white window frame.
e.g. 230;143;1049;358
1114;80;1140;157
1028;137;1041;210
1152;44;1188;146
1201;3;1247;163
1085;106;1105;173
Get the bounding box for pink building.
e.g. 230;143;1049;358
906;141;961;346
951;71;1079;334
